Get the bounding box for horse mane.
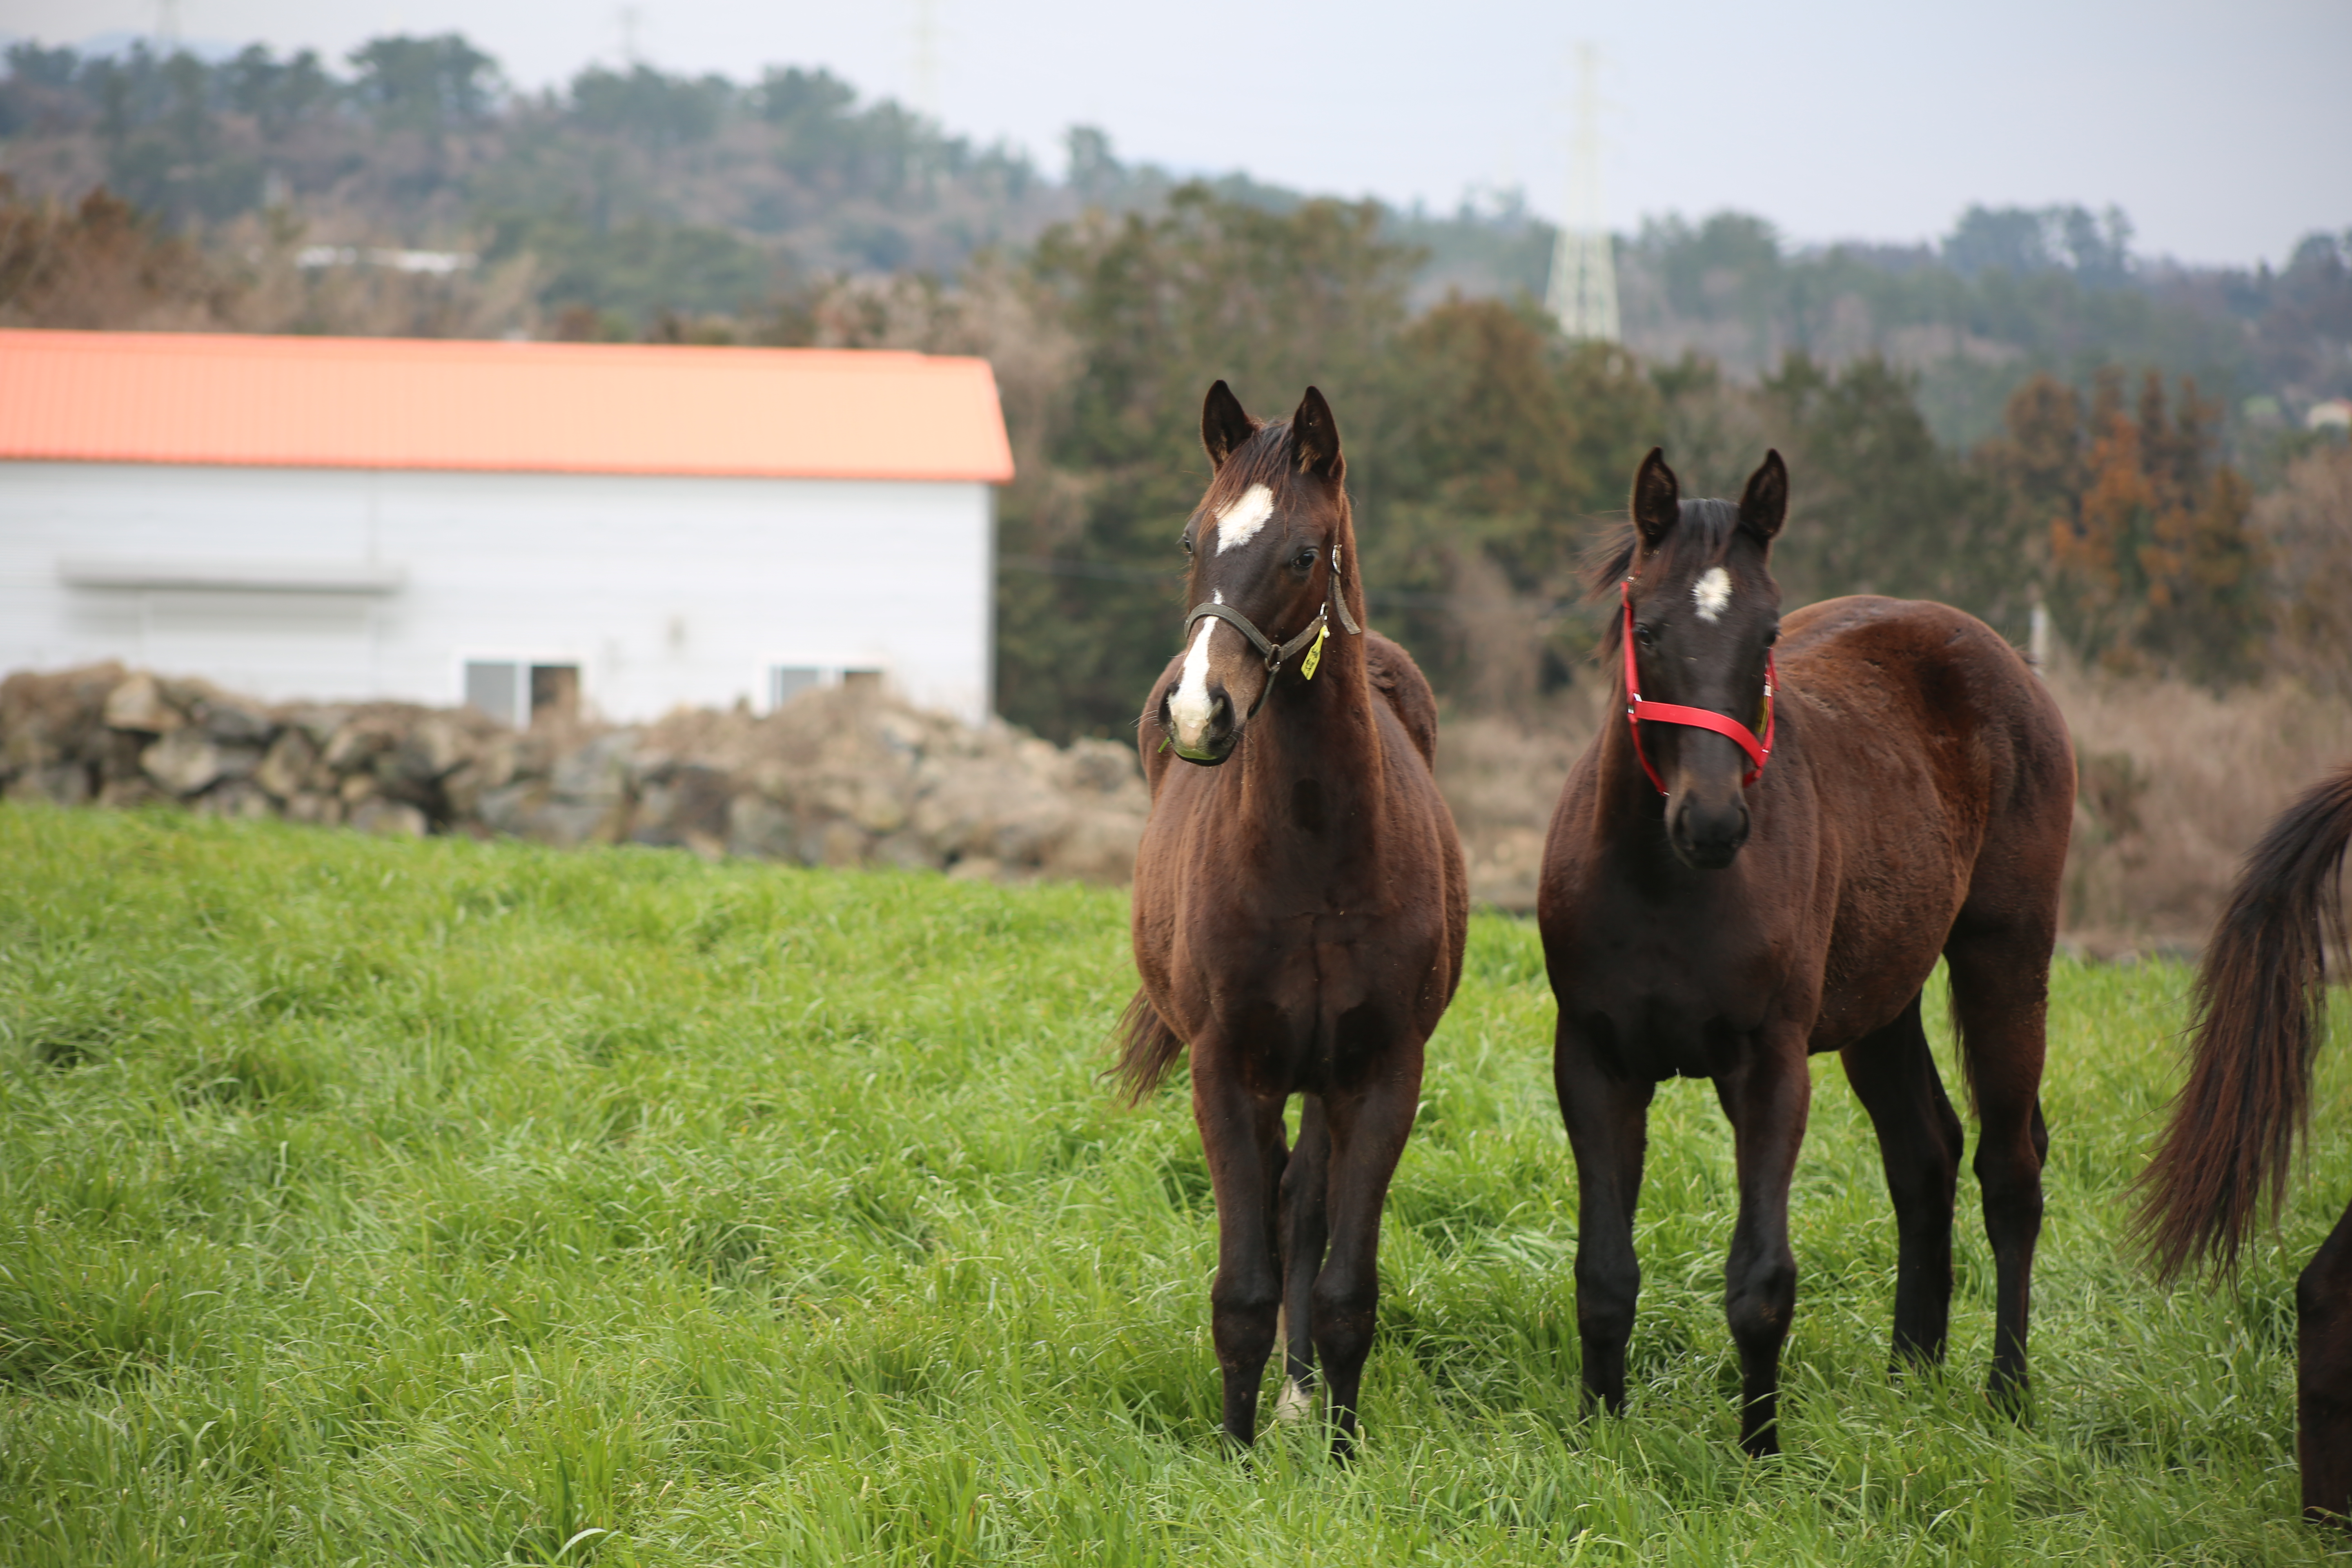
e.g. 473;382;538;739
1587;499;1746;658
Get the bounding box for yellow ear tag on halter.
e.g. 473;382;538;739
1301;622;1328;680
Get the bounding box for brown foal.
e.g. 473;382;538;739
1116;381;1468;1458
1538;449;2074;1453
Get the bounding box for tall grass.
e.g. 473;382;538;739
2050;668;2352;948
2;804;2346;1564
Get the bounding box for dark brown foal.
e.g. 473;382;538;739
1116;381;1468;1458
1537;449;2074;1454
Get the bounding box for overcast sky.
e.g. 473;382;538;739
7;0;2345;267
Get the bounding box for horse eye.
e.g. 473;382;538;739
1764;622;1780;646
1181;535;1194;556
1634;622;1656;648
1292;548;1317;571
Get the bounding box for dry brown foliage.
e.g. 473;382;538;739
2050;659;2352;952
1427;653;2352;954
0;181;234;330
1431;693;1603;911
2258;442;2352;701
222;220;543;341
0;178;543;339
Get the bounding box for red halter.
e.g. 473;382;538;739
1620;577;1776;795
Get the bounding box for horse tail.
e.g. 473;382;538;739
1109;989;1187;1105
2135;763;2352;1281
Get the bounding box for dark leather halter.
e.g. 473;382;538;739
1621;575;1776;793
1183;544;1365;720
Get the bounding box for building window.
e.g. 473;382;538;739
464;661;526;726
770;666;824;710
768;665;885;712
466;661;580;727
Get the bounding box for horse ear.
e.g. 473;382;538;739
1739;450;1788;543
1630;448;1680;550
1291;385;1343;481
1201;380;1256;471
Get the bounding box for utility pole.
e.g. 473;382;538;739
1545;43;1619;343
154;0;182;49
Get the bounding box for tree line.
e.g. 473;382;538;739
4;38;2348;739
3;33;2345;441
0;33;1054;307
971;189;2344;740
5;173;2346;739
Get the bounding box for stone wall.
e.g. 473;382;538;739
0;665;1150;884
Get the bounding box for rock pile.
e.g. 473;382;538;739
0;664;1151;884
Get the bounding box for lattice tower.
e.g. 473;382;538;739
1545;43;1619;343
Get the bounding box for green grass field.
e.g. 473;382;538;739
4;806;2348;1565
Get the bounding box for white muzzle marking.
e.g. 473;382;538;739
1693;566;1732;622
1215;484;1275;554
1169;595;1223;747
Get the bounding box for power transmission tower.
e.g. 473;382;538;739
908;0;942;195
912;0;940;122
1545;43;1619;343
154;0;182;48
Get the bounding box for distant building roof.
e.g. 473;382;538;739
0;329;1015;483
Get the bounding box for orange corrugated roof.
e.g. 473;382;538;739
0;329;1014;482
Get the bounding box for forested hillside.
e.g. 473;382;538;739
980;196;2342;736
0;34;1060;318
3;33;2347;741
4;35;2345;431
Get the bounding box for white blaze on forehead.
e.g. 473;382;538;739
1214;483;1276;553
1169;594;1223;742
1692;566;1733;622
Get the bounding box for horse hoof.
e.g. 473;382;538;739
1274;1378;1316;1423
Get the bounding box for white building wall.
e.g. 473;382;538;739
0;461;995;723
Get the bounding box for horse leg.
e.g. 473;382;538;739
1310;1046;1424;1460
1840;991;1963;1370
2300;1192;2352;1526
1274;1094;1330;1421
1190;1037;1287;1451
1713;1036;1812;1457
1555;1020;1655;1417
1944;921;2051;1412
